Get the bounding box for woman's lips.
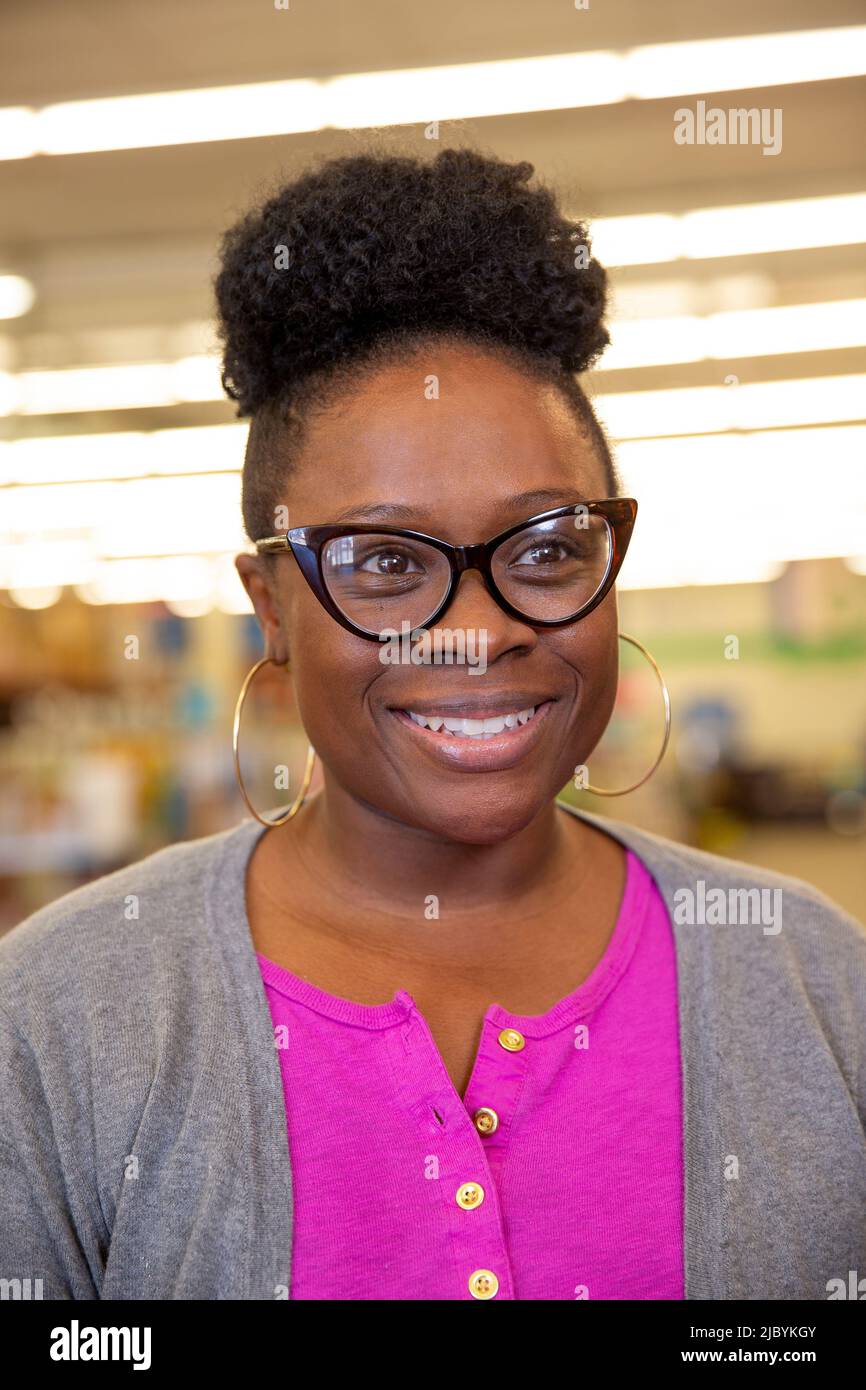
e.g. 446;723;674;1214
390;700;555;772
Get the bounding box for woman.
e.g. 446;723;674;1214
1;148;864;1302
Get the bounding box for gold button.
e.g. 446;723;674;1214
456;1181;485;1209
498;1027;525;1052
468;1268;499;1299
473;1107;499;1136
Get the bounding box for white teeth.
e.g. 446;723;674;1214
404;706;539;736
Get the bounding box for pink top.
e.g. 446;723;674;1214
256;848;684;1300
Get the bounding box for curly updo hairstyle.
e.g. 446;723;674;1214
214;145;618;545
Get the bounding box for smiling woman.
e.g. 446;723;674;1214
1;145;864;1304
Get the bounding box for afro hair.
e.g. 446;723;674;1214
214;145;616;540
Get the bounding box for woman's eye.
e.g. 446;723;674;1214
512;539;572;566
359;549;421;575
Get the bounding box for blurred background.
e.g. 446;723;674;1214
1;0;864;933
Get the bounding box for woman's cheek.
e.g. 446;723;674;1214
558;612;620;770
289;634;380;762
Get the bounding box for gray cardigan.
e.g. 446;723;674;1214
1;805;864;1301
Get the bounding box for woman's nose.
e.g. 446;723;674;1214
436;567;537;658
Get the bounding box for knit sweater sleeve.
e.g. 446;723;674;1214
0;1001;100;1300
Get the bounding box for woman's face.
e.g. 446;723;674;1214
239;342;620;844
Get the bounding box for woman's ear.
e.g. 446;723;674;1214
235;553;289;663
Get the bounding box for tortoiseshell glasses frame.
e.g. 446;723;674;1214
254;497;638;641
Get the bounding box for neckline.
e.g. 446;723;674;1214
250;826;652;1037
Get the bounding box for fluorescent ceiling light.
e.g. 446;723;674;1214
0;424;247;486
616;426;866;588
38;81;325;156
14;363;183;414
0;107;37;160
326;51;627;126
75;556;216;605
72;553;247;610
604;315;707;369
1;357;223;416
1;27;864;158
707;300;865;359
624;26;866;98
680;194;866;259
601;298;866;370
592;193;866;266
2;538;94;590
0;274;36;319
9;584;63;608
0;473;244;560
36;562;250;613
595;374;866;440
631;556;789;587
591;215;681;268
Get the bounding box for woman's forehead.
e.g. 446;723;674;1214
283;352;607;514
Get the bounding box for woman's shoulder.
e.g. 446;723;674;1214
570;804;866;956
588;811;866;1081
0;818;262;1023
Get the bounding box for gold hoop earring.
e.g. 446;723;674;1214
579;631;671;797
232;656;317;827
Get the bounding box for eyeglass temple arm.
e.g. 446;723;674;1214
254;536;291;553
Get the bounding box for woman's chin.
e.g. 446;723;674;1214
399;789;552;847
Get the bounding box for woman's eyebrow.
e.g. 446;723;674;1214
508;488;592;511
328;501;428;525
328;490;591;527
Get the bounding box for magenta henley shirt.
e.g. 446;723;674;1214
256;847;684;1300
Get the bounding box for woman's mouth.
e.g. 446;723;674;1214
389;700;555;771
404;705;539;737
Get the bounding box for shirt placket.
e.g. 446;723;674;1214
462;1016;530;1189
390;999;531;1301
